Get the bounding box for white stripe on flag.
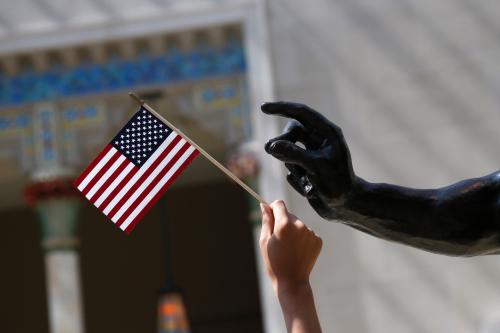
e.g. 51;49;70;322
120;146;196;230
85;155;126;200
77;147;117;192
102;133;178;215
111;138;187;223
94;163;135;208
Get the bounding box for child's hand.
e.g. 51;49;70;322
259;200;323;296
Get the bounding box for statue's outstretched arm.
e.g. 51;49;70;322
262;101;500;256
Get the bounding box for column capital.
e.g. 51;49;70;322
24;177;81;251
227;148;261;225
24;177;79;205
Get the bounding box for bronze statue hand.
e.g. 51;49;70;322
262;101;500;256
261;101;355;220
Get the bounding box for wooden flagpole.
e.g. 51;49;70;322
129;92;268;205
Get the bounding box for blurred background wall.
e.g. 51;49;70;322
268;0;500;332
2;0;500;332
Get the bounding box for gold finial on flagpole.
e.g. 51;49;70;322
129;92;145;105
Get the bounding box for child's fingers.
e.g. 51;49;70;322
260;203;275;239
270;200;289;227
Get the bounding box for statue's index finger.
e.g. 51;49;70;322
261;101;342;139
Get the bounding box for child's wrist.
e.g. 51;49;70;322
274;279;312;301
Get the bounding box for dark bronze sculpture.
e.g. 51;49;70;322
262;101;500;256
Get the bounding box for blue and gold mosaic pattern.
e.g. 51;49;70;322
0;41;246;107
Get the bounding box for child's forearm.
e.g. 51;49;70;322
259;201;323;333
277;283;322;333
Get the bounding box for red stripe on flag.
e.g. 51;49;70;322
74;145;113;187
90;158;130;204
107;135;182;219
115;141;191;226
123;149;199;234
82;150;121;196
98;165;139;210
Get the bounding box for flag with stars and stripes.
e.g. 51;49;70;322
74;107;199;234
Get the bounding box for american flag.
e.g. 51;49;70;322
74;107;199;234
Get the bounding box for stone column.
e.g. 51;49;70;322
227;150;282;332
25;178;85;333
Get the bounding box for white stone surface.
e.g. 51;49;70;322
266;0;500;332
253;227;288;333
45;251;84;333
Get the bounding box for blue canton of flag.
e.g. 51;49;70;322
111;108;172;166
